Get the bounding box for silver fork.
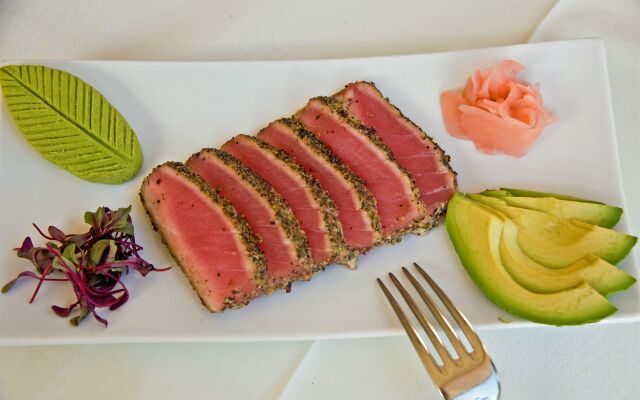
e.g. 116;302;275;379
377;263;500;400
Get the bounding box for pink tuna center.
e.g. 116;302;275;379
187;154;305;287
340;84;456;215
222;138;332;265
259;123;379;249
299;102;422;236
144;167;258;311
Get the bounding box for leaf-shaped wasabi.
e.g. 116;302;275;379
0;65;143;184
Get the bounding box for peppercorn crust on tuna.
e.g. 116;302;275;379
297;96;426;240
222;134;353;269
258;118;382;259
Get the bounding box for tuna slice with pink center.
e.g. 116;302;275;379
139;162;266;312
335;82;457;227
221;135;351;268
186;148;312;292
259;118;381;255
297;97;425;239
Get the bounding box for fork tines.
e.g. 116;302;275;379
377;263;498;399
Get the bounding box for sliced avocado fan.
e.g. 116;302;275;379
446;193;617;325
468;194;636;268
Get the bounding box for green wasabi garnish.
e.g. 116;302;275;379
0;65;143;184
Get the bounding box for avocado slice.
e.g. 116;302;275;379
446;193;617;325
480;189;512;197
480;192;622;228
468;194;637;268
499;218;635;295
499;188;603;204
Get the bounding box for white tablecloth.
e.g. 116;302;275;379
1;1;639;399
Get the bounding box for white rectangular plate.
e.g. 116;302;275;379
1;39;638;345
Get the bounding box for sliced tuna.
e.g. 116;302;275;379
139;162;266;312
186;148;312;291
336;81;457;226
297;97;425;238
258;118;381;254
221;135;351;268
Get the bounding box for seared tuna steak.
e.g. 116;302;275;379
259;118;381;255
186;149;312;291
221;135;351;268
297;97;425;239
140;162;266;312
336;82;457;227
